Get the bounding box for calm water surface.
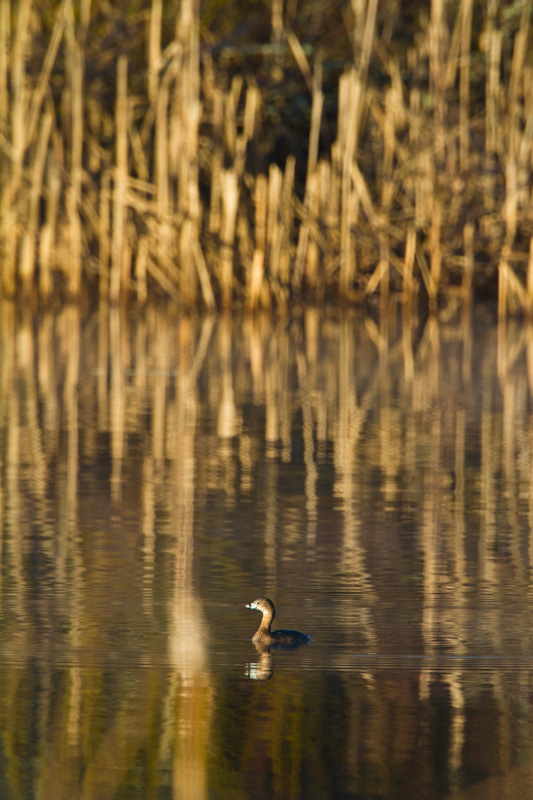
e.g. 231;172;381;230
1;302;533;799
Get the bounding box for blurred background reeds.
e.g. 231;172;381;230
1;0;532;314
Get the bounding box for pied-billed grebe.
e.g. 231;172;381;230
245;597;311;648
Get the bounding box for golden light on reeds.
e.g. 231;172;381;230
0;0;532;313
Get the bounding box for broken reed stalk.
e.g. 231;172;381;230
267;164;282;286
247;174;268;311
220;169;238;310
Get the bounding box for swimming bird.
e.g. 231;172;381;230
245;596;311;649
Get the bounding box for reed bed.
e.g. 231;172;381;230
1;0;532;314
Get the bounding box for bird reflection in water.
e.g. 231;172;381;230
245;597;311;680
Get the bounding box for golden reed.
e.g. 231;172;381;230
0;0;532;315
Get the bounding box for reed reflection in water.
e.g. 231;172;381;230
1;302;533;798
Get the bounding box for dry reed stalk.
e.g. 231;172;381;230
175;0;201;304
65;7;84;297
408;86;421;161
527;237;533;315
220;169;238;309
146;255;180;300
208;88;224;234
0;0;8;134
500;8;530;258
508;4;529;108
111;55;128;303
293;59;323;290
121;222;133;294
0;0;31;294
350;159;378;226
317;159;337;278
458;0;473;173
381;88;395;211
365;232;389;298
502;128;518;249
225;75;242;160
19;106;53;294
484;4;501;158
135;235;148;304
267;163;282;281
39;131;62;299
254;173;267;257
304;171;320;289
403;226;416;300
243;84;260;142
271;0;283;45
428;0;448;159
25;0;69;154
443;0;461;90
429;203;442;311
236;208;252;271
317;159;331;231
148;0;162;105
415;150;432;232
285;27;313;93
129;122;149;184
415;237;432;301
247;250;265;311
338;69;359;299
232;84;258;181
498;248;527;317
155;58;171;275
246;174;268;310
191;239;216;311
264;159;293;306
275;155;295;290
98;169;111;300
523;66;533;170
10;0;31;172
328;142;341;248
179;218;196;305
352;0;378;94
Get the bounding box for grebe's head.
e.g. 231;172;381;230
245;597;275;617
